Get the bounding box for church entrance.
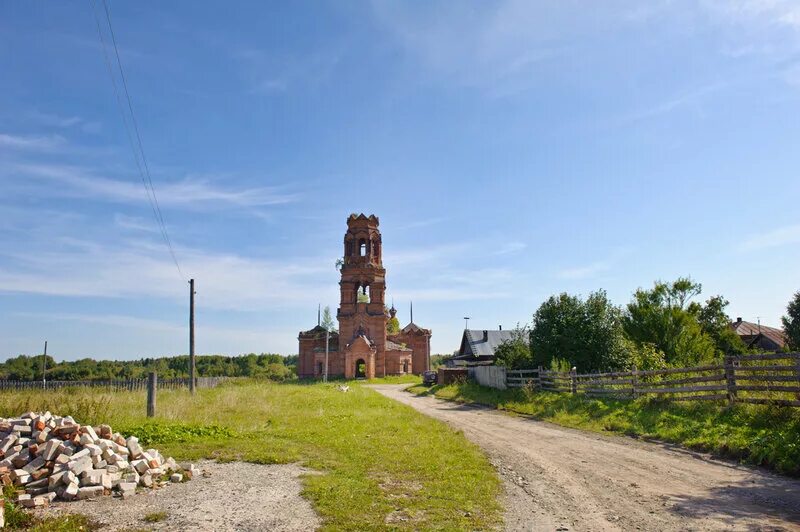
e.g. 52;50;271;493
355;359;366;379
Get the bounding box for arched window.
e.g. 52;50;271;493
357;284;370;303
359;238;367;256
403;360;409;373
345;240;353;257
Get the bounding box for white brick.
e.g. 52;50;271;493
76;485;104;500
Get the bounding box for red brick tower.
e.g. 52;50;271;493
338;214;387;378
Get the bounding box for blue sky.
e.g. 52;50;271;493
1;1;799;361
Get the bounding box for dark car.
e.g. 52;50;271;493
422;370;438;386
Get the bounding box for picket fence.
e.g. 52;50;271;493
0;376;230;392
502;352;800;407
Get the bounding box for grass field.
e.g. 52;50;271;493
1;379;501;531
408;382;800;476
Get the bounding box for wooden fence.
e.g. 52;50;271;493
506;352;800;407
0;376;230;392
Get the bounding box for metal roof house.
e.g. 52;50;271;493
731;318;787;352
448;329;519;366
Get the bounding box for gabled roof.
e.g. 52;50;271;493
731;319;787;348
385;340;412;352
401;322;430;335
455;329;519;359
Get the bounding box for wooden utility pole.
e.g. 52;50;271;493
189;278;196;395
42;340;47;389
147;371;157;417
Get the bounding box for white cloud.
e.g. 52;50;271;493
28;111;102;134
6;163;300;210
234;47;344;95
740;223;800;251
0;133;66;152
0;237;336;312
555;249;630;280
114;213;159;233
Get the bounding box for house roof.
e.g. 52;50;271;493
401;322;431;335
454;329;519;359
731;319;787;348
385;340;412;352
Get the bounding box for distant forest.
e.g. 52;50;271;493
0;353;297;381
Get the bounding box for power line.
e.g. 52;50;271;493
89;0;185;280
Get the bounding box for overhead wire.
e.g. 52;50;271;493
89;0;185;280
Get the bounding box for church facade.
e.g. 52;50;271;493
297;214;432;379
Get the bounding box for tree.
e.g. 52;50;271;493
689;295;748;355
494;326;533;369
623;277;717;366
321;306;337;332
782;291;800;350
530;290;631;372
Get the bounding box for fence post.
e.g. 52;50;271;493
631;366;639;399
537;366;543;391
570;367;577;395
724;356;737;406
147;372;157;418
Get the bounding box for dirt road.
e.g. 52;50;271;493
371;384;800;532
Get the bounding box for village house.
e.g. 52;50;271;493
731;317;788;352
447;328;517;366
297;214;431;379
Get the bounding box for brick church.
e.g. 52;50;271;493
297;214;432;379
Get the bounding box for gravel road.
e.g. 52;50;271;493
39;461;320;531
370;384;800;532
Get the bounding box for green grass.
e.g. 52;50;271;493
0;381;501;531
143;511;168;523
408;382;800;476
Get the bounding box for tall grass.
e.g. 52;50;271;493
0;381;502;530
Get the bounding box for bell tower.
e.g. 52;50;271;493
337;214;388;378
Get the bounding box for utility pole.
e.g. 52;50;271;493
189;278;196;395
42;340;47;389
463;317;471;330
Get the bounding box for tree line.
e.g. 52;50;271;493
495;278;800;373
0;353;297;382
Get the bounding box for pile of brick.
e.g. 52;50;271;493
0;412;199;510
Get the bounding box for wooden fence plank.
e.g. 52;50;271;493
733;365;799;373
735;352;800;362
735;375;800;382
636;375;726;386
732;385;800;393
637;384;728;394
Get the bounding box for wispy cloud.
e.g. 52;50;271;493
0;237;336;311
371;1;561;96
556;249;629;280
0;133;66;152
740;223;800;251
615;82;726;126
234;47;344;95
7;163;300;210
114;213;159;233
28;111;102;134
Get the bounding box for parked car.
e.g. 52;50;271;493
422;370;438;386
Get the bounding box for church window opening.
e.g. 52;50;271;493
359;239;367;256
357;284;371;303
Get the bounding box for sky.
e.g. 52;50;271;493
1;1;799;362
